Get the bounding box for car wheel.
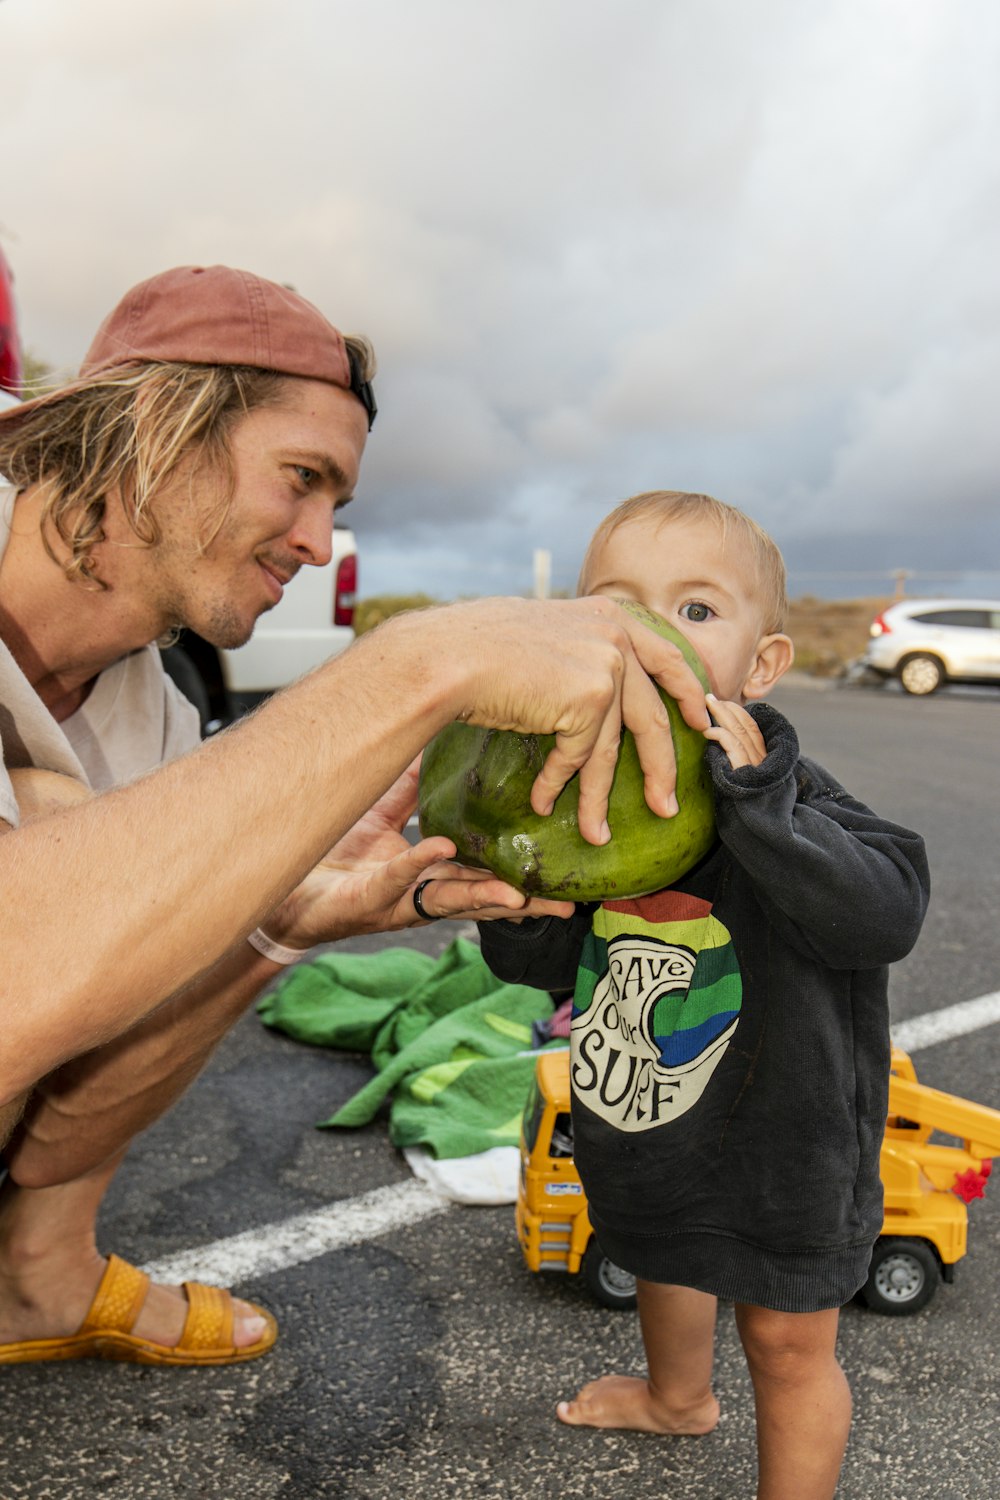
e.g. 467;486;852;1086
581;1241;637;1311
859;1238;940;1315
898;654;945;696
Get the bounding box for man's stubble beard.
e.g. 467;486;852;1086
170;594;264;652
203;610;257;651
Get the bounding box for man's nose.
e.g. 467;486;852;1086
287;498;334;567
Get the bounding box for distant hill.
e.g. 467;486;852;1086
786;596;892;676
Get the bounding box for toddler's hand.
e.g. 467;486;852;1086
703;695;767;769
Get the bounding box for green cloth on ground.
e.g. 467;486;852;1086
257;937;555;1159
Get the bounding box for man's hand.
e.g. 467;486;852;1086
703;695;768;768
260;762;574;949
421;596;711;845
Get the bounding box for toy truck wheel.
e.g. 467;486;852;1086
582;1242;637;1311
860;1238;940;1315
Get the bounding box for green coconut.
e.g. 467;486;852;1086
417;601;715;900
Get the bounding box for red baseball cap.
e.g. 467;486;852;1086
0;264;376;431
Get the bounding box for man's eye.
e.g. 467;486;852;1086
681;601;713;623
293;465;317;486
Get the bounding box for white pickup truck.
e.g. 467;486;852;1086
162;525;358;731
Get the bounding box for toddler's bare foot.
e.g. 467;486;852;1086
556;1374;720;1434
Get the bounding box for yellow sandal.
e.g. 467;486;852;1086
0;1253;278;1366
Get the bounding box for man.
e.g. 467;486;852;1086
0;265;709;1365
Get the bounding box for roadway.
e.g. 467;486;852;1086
2;679;998;1499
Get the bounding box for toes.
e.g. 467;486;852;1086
162;1283;269;1349
556;1399;588;1426
233;1312;269;1349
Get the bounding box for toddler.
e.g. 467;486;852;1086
479;491;930;1500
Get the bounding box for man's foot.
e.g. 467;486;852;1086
0;1248;268;1351
556;1374;720;1434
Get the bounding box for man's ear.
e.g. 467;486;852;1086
743;633;794;700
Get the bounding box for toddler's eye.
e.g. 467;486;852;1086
680;601;714;623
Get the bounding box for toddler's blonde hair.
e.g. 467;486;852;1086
578;489;788;634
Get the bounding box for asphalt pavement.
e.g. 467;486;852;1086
2;679;999;1500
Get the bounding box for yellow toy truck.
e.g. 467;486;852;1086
517;1046;1000;1316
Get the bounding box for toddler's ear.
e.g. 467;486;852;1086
743;634;794;700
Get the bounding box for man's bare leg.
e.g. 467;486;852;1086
556;1280;720;1433
0;1146;265;1349
735;1304;850;1500
0;768;269;1351
0;958;274;1350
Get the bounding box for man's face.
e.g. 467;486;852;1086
582;514;776;703
149;377;368;649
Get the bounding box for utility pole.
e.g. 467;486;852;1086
533;548;552;600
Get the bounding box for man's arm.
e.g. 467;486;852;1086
0;596;709;1102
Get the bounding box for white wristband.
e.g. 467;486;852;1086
247;927;310;966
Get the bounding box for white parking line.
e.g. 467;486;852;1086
892;990;1000;1053
144;1178;450;1285
143;988;1000;1288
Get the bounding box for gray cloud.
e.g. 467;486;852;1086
2;0;998;600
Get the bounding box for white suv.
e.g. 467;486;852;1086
163;525;358;729
863;599;1000;696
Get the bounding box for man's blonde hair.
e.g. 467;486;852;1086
578;489;788;633
0;336;375;588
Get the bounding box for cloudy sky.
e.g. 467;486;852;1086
2;0;998;601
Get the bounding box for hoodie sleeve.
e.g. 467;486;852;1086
706;702;930;970
477;905;592;992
